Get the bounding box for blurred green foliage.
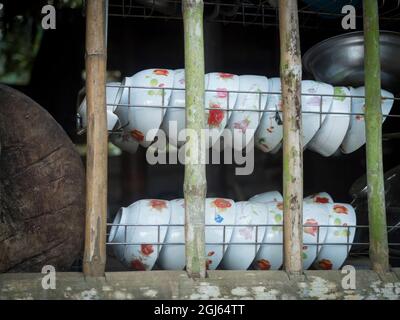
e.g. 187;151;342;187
0;0;83;85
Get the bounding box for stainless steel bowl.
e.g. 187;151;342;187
303;31;400;93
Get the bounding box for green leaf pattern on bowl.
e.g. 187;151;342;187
334;87;346;102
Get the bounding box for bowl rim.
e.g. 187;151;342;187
303;30;400;74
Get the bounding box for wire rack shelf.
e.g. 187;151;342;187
102;0;400;30
105;221;400;270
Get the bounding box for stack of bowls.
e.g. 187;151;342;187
109;191;356;271
78;68;395;156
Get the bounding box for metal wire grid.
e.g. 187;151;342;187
106;222;400;259
76;83;400;135
103;0;400;29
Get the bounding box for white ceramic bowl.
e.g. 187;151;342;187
115;69;174;148
253;201;329;270
78;81;122;131
109;129;139;154
249;191;283;204
302;202;329;269
205;198;235;270
307;87;351;157
160;69;185;148
161;70;210;148
301;80;334;147
314;203;356;270
158;199;185;270
206;72;239;148
220;201;268;270
304;192;334;205
124;199;171;270
252;201;283;270
341;86;394;154
255;78;283;153
108;205;137;264
226;75;269;151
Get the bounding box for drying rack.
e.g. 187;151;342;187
75;84;400;271
79;0;399;281
2;0;400;301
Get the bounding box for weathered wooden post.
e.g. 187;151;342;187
182;0;207;278
279;0;303;276
83;0;108;277
363;0;390;274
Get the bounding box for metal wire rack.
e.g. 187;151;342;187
76;83;400;137
105;221;400;270
103;0;400;29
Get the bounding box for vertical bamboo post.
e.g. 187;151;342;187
83;0;108;277
363;0;390;274
182;0;207;278
279;0;303;276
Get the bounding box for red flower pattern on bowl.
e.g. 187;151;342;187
319;259;333;270
208;109;225;128
276;202;284;210
257;259;271;270
314;196;329;204
131;259;146;271
333;205;348;214
141;244;154;257
216;88;228;99
218;73;234;80
211;198;232;211
304;219;319;237
153;69;169;76
130;129;144;142
149;199;167;211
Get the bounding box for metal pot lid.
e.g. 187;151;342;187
303;31;400;93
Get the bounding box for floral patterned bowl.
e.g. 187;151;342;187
252;201;283;270
205;198;236;270
226;75;269;151
255;77;283;153
307;86;351;157
124;199;171;271
78;81;121;131
205;72;239;148
301;80;334;147
220;201;268;270
161;70;210;148
109;129;139;154
249;191;283;204
252;201;329;270
116;69;175;148
158;199;185;270
304;192;334;205
302;202;329;269
341;86;394;154
108;204;138;264
314;203;357;270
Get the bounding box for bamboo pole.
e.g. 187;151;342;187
182;0;207;278
279;0;303;276
363;0;390;274
83;0;108;277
